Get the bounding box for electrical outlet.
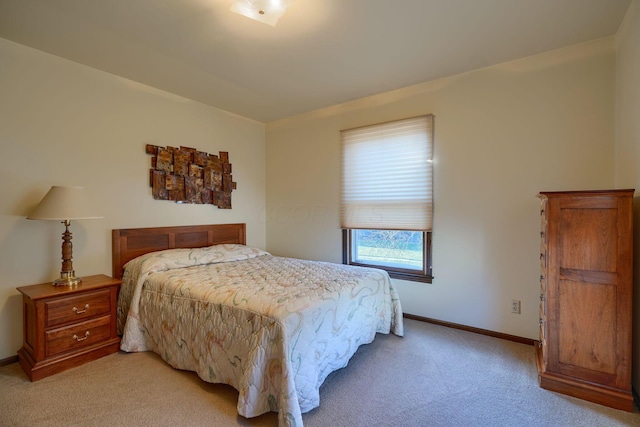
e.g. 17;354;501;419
511;299;521;314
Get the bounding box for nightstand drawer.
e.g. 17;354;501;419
45;315;112;357
45;289;111;327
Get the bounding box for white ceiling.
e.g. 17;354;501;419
0;0;631;122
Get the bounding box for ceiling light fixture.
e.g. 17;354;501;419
230;0;293;26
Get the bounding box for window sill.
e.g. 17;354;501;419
388;271;433;284
347;261;432;283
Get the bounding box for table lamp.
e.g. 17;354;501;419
27;186;103;286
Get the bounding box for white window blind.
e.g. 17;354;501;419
341;115;433;231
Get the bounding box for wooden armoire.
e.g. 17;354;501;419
537;189;634;411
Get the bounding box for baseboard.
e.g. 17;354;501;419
0;355;18;366
403;313;535;346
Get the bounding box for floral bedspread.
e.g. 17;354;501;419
117;244;403;427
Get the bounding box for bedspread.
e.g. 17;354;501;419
117;244;403;427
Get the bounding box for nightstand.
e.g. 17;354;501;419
17;274;121;381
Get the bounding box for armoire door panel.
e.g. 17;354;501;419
557;280;616;374
559;208;617;273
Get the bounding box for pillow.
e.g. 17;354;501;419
124;244;269;278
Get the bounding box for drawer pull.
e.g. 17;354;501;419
72;331;90;342
72;304;90;314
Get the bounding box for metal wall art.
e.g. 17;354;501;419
146;144;236;209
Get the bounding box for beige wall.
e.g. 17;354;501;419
0;38;267;360
266;38;616;340
615;0;640;393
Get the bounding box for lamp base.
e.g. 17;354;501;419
53;272;82;287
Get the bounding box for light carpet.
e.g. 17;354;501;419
1;319;639;426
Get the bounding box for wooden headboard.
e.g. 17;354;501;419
112;223;246;279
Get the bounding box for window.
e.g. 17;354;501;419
341;115;434;283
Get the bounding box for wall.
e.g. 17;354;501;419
266;38;616;340
614;0;640;393
0;38;266;360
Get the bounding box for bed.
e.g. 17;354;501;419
112;223;403;427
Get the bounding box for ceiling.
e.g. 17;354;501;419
0;0;632;122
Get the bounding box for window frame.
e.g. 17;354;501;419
342;229;433;283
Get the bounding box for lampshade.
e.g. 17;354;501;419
230;0;293;26
27;186;102;286
27;186;102;221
